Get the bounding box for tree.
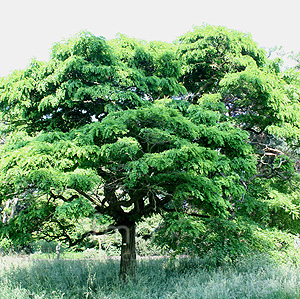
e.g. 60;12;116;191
0;30;259;278
1;26;300;279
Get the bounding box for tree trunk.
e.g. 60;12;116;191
119;222;137;281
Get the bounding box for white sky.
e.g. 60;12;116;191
1;0;299;77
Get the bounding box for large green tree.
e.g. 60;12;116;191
1;26;300;278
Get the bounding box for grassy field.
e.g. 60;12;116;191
0;254;300;299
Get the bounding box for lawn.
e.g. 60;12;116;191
0;254;300;298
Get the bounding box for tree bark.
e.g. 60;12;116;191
119;222;137;281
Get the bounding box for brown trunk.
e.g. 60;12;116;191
119;222;137;281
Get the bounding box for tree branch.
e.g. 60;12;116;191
49;190;79;202
161;206;210;218
74;188;102;207
69;225;117;246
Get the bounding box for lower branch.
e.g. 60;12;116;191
69;225;117;246
162;206;210;218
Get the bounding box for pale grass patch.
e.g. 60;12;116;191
0;254;300;298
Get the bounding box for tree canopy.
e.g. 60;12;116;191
1;26;300;278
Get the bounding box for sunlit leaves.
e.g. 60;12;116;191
51;31;113;65
55;197;94;219
1;32;185;134
178;25;267;95
66;168;101;191
100;137;142;163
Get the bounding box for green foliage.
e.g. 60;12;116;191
109;34;186;99
220;67;292;132
51;31;113;64
240;177;300;234
136;215;166;256
154;213;252;263
178;25;267;97
56;197;94;219
0;32;185;134
0;238;13;254
0;101;256;249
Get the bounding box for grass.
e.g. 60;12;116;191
0;254;300;298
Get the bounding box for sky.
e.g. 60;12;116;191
1;0;299;77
